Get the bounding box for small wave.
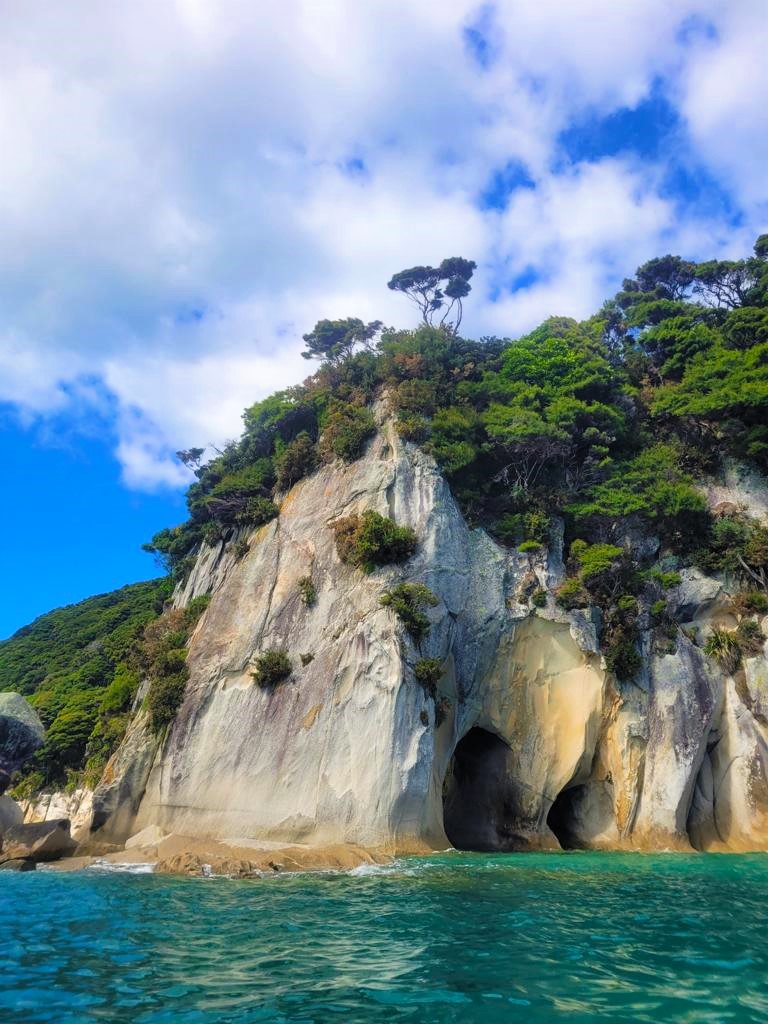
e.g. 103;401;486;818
347;862;402;877
87;859;156;875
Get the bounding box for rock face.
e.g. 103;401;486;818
0;819;76;863
21;788;94;845
0;693;44;794
89;416;768;854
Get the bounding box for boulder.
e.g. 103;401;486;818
0;794;23;837
0;819;76;863
154;852;255;877
0;858;36;872
670;568;723;622
0;693;45;794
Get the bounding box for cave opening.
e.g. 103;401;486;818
442;726;515;852
545;786;580;850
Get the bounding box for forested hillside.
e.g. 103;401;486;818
0;581;170;793
3;236;768;796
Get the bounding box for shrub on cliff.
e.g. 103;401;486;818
332;510;417;573
298;575;317;607
147;672;189;733
697;515;768;586
566;541;636;603
737;618;765;656
204;463;276;525
185;594;212;622
236;496;279;528
414;657;443;697
555;577;589;610
380;583;439;644
275;432;318;492
604;631;643;681
704;627;742;672
252;650;293;689
733;591;768;614
570;444;709;549
318;401;375;462
140;610;193;734
493;508;551;548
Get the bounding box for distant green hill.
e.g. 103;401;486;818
0;579;170;793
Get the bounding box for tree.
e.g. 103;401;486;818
387;257;476;330
301;318;382;363
634;255;697;300
692;260;756;309
176;448;205;470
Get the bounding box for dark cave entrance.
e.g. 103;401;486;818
545;786;580;850
442;727;515;852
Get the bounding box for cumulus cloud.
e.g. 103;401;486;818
0;0;765;488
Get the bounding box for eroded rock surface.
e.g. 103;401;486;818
86;417;768;855
21;787;94;844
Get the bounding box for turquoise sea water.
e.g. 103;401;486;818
2;851;767;1023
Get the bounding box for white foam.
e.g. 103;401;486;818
87;859;156;875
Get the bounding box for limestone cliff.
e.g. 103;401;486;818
88;415;768;854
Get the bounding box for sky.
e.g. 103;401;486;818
1;0;767;638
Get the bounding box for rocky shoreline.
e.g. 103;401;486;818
1;798;405;876
56;833;395;877
1;814;396;877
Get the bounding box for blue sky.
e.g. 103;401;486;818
0;0;766;638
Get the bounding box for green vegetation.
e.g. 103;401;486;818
252;650;293;689
414;657;443;698
140;602;209;734
387;257;476;331
380;583;439;644
301;318;382;363
704;628;743;672
734;591;768;615
332;510;417;573
318;401;376;462
736;618;765;656
1;584;212;792
298;575;317;607
0;580;170;792
554;542;644;680
275;432;317;491
695;514;768;585
703;618;765;672
0;580;169;698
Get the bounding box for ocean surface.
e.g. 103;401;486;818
2;851;767;1023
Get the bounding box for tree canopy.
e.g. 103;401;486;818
301;318;382;362
387;256;476;330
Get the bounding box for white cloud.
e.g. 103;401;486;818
0;0;765;488
678;1;768;211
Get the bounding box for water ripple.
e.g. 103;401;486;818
1;852;768;1022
